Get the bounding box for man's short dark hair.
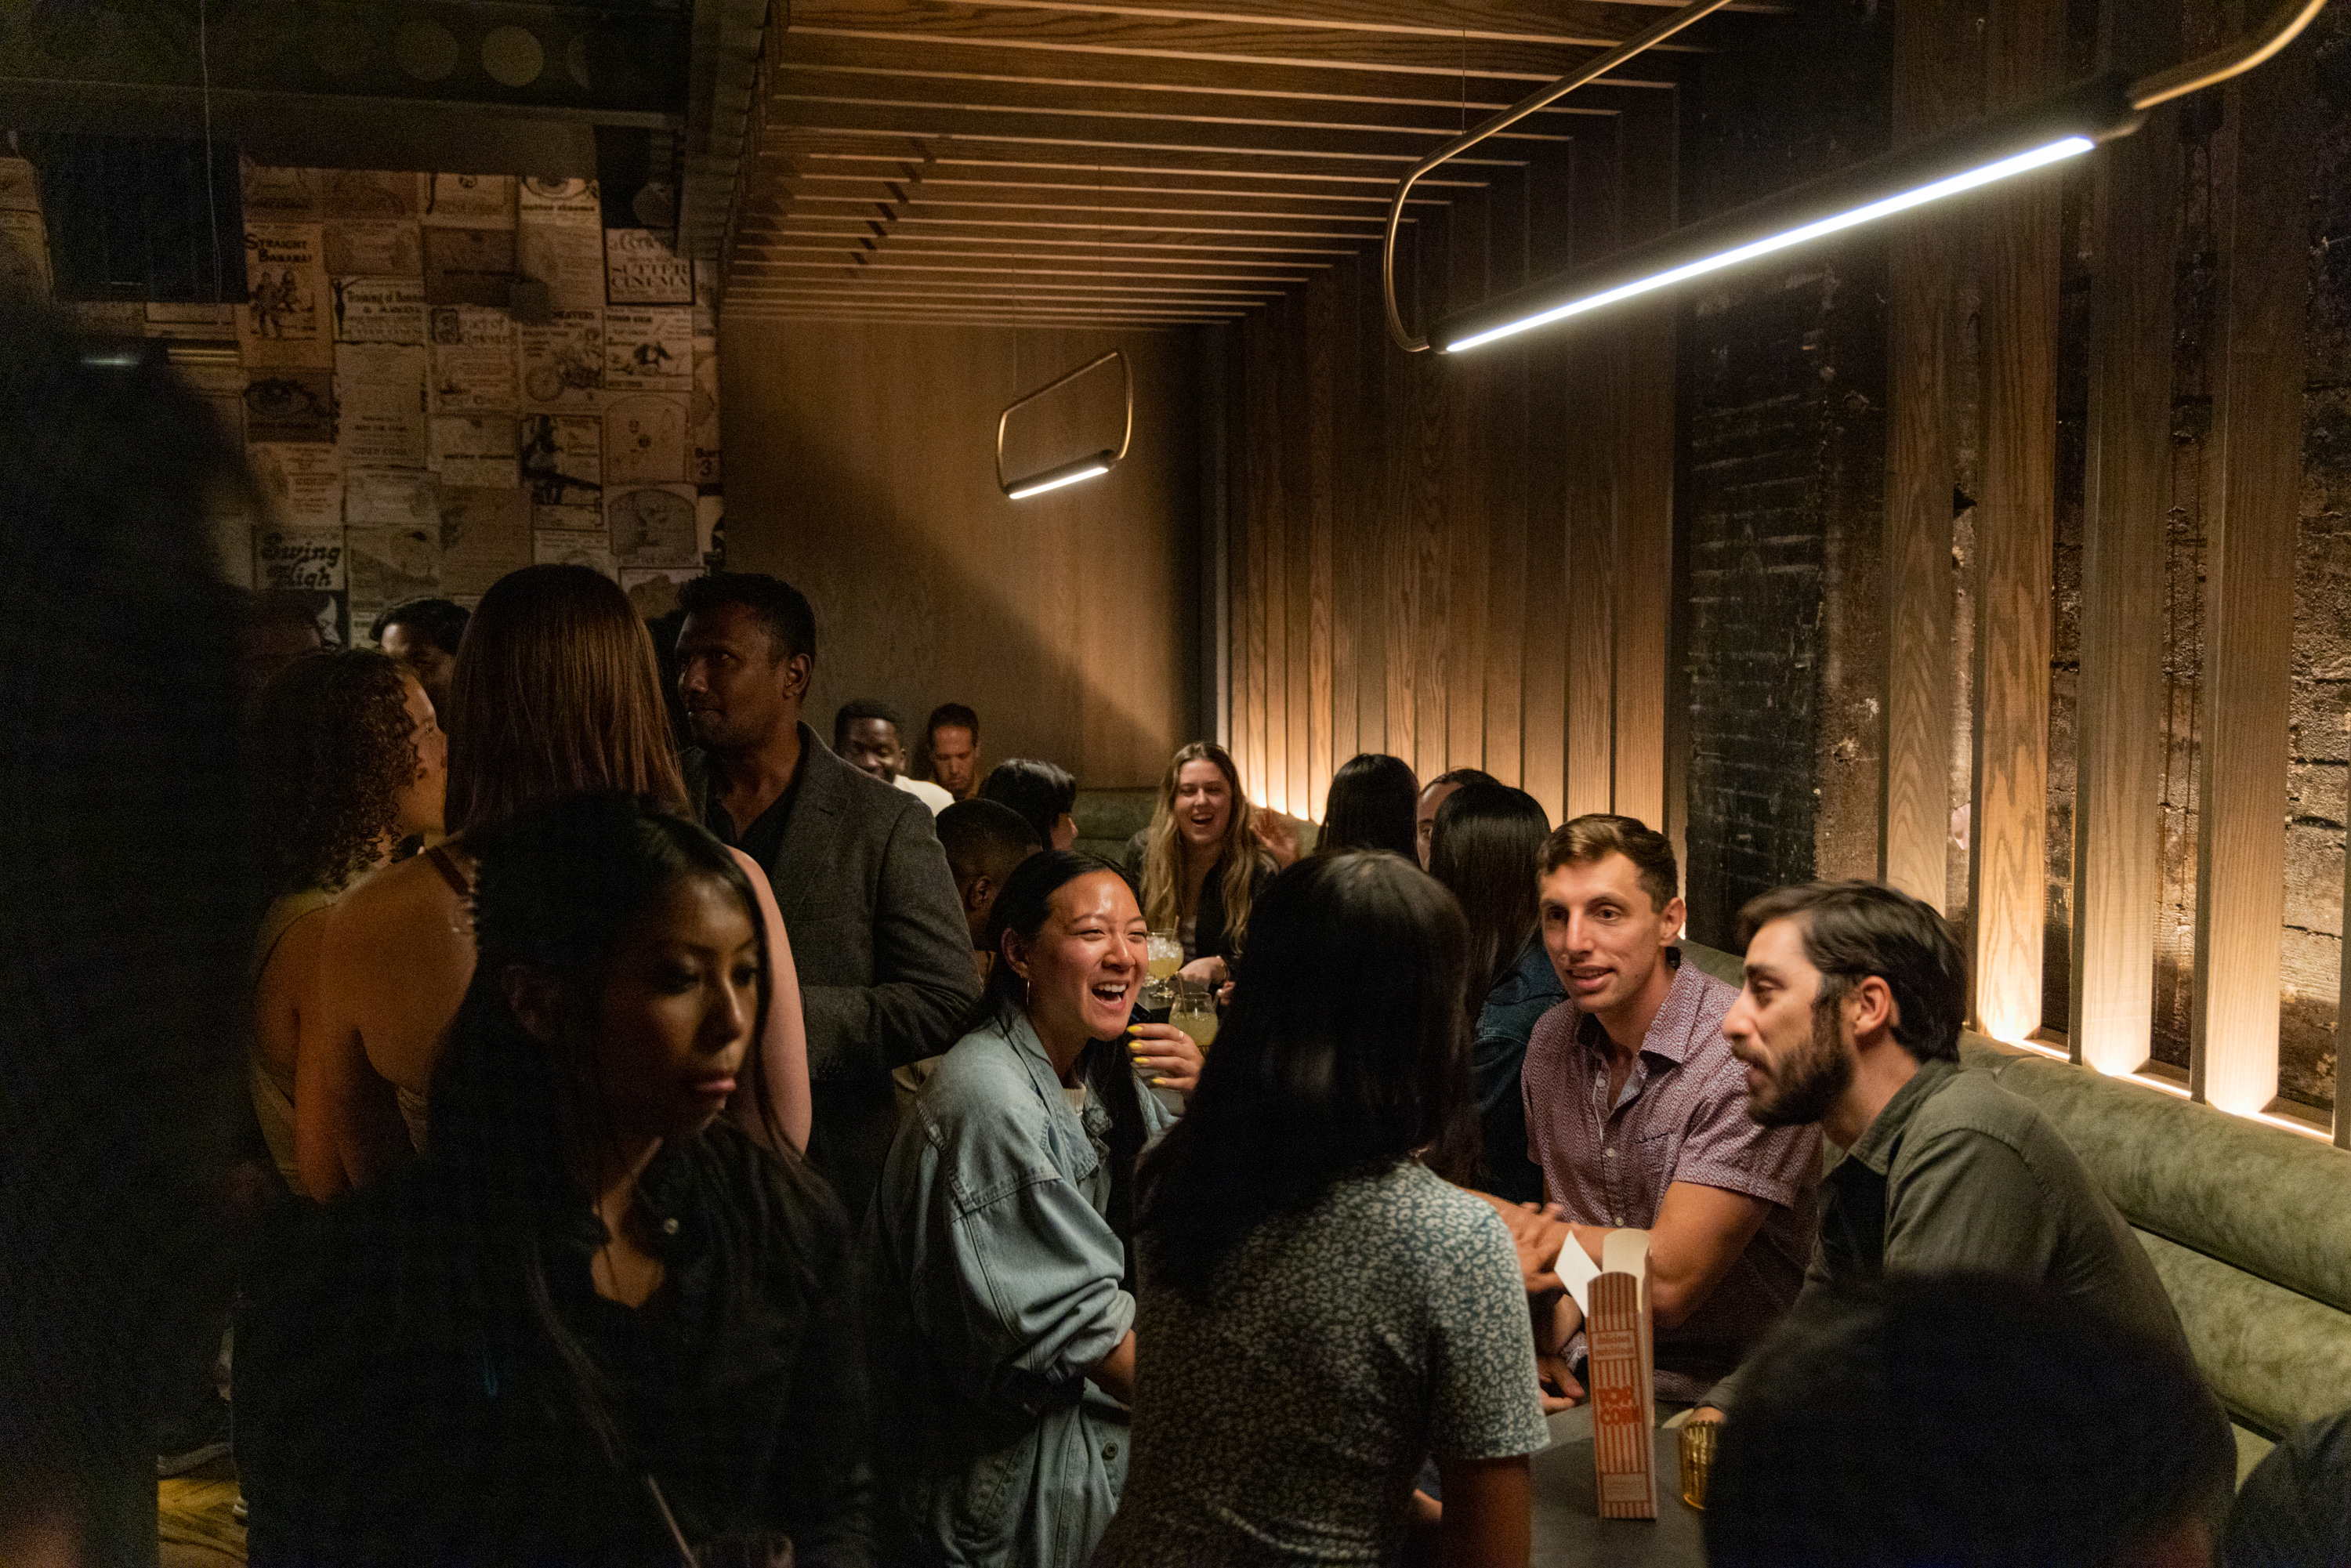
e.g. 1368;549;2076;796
370;597;470;657
1422;766;1498;796
978;759;1077;849
927;701;979;741
833;697;904;750
937;798;1041;882
1540;813;1678;912
676;572;817;666
1706;1273;2233;1568
1736;880;1968;1063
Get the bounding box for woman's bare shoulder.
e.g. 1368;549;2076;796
327;850;464;943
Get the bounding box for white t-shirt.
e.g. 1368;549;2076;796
894;773;954;815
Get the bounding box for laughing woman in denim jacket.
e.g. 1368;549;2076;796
867;851;1203;1566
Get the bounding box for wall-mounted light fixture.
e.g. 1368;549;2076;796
996;349;1133;501
1383;0;2330;355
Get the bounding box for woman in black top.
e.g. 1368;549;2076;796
239;793;870;1567
1313;752;1419;859
1136;741;1274;987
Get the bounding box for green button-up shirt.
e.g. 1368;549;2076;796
1712;1057;2190;1410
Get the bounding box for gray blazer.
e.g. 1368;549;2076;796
688;723;980;1219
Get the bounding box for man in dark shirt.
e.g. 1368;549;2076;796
1699;879;2191;1415
674;573;979;1216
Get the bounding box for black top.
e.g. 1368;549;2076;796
1194;852;1273;965
238;1122;873;1568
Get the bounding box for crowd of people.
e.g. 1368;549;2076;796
7;295;2348;1568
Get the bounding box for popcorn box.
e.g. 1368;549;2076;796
1586;1229;1657;1519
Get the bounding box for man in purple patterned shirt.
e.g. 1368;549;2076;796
1495;816;1822;1408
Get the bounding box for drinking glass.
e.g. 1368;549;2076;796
1144;929;1183;1009
1168;977;1219;1052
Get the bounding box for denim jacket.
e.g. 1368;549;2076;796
867;1014;1174;1566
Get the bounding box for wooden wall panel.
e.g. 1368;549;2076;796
1612;92;1678;831
1878;0;1977;904
1967;0;2063;1044
1223;109;1678;840
2070;0;2180;1074
718;318;1199;787
2193;36;2314;1113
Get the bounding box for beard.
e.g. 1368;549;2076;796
1748;1000;1856;1128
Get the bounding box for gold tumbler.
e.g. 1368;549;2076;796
1678;1420;1719;1510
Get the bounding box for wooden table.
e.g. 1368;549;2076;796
1527;1407;1709;1565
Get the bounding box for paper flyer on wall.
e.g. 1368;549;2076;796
346;469;439;529
145;302;237;342
607;483;698;570
322;170;423;220
0;210;52;299
423;225;518;309
423;173;516;229
520;413;603;509
248;442;346;527
604;393;687;485
605;228;692;305
430;415;516;489
347;517;441;642
336;342;428;469
241;161;322;221
621;567;703;619
436;485;531;596
696;494;724;564
518;178;605;311
533;527;616;580
240;223;333;368
0;156;41;212
692;260;719;338
173;357;246;446
255;524;347;594
690;342;721;484
520;310;605;408
605;308;691;391
333;276;428;344
534;502;601;532
429;306;517;414
324;221;423;277
244;371;336;444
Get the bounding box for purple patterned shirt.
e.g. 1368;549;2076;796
1520;953;1822;1403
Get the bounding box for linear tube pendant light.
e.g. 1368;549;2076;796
996;348;1133;501
1384;0;2331;356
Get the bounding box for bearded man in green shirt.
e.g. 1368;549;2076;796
1697;880;2193;1418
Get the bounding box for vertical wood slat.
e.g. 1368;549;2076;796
1281;282;1314;818
1326;259;1360;782
1237;322;1266;800
2192;31;2313;1113
1521;157;1576;824
1879;0;1976;904
1449;186;1493;777
1387;222;1419;769
1564;127;1622;819
1967;0;2063;1044
1412;209;1453;785
1354;252;1390;759
2070;0;2180;1075
1257;309;1289;811
1487;169;1532;790
1613;92;1677;831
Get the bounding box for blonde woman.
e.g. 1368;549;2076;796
1137;741;1277;989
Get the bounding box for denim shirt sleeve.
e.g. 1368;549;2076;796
904;1088;1136;1424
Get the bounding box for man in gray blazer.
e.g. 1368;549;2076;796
674;572;980;1217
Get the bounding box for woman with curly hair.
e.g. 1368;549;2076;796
248;650;446;1199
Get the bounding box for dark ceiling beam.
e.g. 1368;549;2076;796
773;173;1414;220
679;0;771;263
760;202;1390;237
728;252;1313;282
749;129;1499;188
733;237;1331;270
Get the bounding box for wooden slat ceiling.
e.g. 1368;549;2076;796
723;0;1779;328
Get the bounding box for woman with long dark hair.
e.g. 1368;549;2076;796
1313;752;1418;859
241;794;870;1564
1136;741;1273;990
868;851;1201;1567
248;650;446;1198
1096;853;1546;1568
300;563;811;1197
1427;782;1559;1204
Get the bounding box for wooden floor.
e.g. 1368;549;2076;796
159;1458;244;1568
